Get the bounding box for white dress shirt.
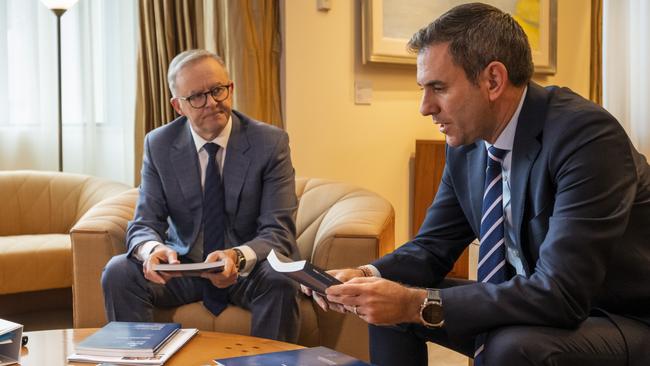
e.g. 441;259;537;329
486;86;528;276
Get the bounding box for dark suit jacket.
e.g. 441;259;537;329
126;110;298;261
373;83;650;361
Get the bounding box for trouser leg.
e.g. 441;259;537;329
369;323;474;366
228;260;300;342
101;254;203;322
483;316;628;366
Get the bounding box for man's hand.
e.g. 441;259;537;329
326;277;426;325
301;268;366;313
201;249;239;288
143;245;180;285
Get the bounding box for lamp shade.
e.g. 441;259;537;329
41;0;79;10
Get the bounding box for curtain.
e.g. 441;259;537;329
602;0;650;157
589;0;602;105
0;0;57;171
134;0;203;185
221;0;283;128
0;0;137;185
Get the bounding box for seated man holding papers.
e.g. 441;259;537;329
102;49;300;343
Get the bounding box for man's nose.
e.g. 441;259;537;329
420;94;440;117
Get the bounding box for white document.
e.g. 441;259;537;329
67;328;198;365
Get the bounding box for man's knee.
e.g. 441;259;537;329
483;326;547;365
252;261;298;297
101;254;140;292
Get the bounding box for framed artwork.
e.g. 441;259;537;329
361;0;557;74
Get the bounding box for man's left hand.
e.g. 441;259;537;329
201;249;239;288
325;277;425;325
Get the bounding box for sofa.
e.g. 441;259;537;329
0;170;131;329
70;177;395;360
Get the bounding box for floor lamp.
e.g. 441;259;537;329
41;0;79;172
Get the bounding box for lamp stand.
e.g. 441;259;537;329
53;8;65;172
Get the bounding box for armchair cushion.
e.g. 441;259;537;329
0;234;69;294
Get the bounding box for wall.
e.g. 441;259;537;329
282;0;592;247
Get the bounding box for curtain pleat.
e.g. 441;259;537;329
589;0;602;105
225;0;283;128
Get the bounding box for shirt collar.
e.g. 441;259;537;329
188;115;232;153
485;86;528;152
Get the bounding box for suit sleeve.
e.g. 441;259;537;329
242;131;298;260
125;134;170;256
372;163;477;288
441;114;638;339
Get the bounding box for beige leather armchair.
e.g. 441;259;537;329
71;177;394;360
0;170;130;327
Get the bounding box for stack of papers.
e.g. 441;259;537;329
68;322;198;365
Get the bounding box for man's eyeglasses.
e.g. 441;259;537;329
177;83;233;109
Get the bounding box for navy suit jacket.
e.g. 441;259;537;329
373;83;650;361
126;110;298;261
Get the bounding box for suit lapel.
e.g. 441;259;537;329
223;112;251;215
170;119;203;214
510;83;547;274
467;142;487;233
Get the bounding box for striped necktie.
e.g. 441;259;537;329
474;146;508;365
201;142;228;316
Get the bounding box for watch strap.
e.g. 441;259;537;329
232;248;246;270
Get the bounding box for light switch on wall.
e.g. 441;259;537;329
355;80;372;105
317;0;331;12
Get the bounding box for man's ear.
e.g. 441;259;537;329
482;61;508;102
170;98;184;116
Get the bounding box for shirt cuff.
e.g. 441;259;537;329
134;241;164;261
360;264;382;278
234;245;257;276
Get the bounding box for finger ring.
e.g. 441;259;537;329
353;305;359;315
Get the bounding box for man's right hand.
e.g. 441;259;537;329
143;244;180;285
301;268;366;313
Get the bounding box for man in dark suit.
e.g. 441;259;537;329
310;3;650;365
102;49;300;342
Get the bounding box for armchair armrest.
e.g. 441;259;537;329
70;188;138;328
311;190;395;270
305;185;394;360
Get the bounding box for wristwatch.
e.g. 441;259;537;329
419;288;444;328
232;248;246;271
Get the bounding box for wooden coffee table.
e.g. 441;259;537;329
19;328;303;365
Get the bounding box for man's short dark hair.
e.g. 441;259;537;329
408;2;533;86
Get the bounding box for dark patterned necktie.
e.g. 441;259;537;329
201;142;228;315
474;146;509;365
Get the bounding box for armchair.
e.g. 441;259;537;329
71;177;394;360
0;170;130;328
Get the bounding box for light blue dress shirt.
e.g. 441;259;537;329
486;86;528;276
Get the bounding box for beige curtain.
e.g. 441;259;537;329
590;0;602;105
223;0;283;128
134;0;204;185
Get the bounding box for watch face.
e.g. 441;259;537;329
423;301;444;324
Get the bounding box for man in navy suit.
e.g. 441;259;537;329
309;3;650;365
102;49;300;342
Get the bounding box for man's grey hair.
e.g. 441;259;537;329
167;49;228;96
407;2;533;86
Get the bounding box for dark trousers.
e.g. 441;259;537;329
101;254;300;343
369;315;646;366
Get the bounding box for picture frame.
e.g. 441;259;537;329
361;0;557;75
